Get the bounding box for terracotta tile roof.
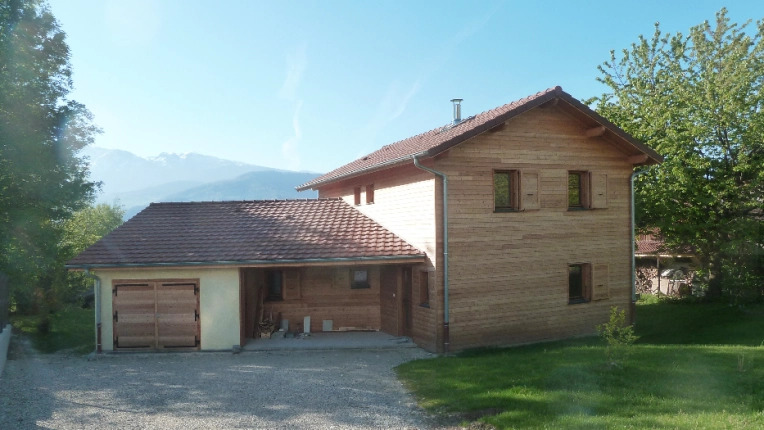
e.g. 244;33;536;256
636;229;694;255
67;199;424;268
297;86;663;191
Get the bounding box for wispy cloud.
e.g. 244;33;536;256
279;43;308;102
356;3;502;154
356;80;420;156
282;100;303;170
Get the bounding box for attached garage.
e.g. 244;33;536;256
113;279;200;350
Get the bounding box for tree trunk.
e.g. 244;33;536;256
706;254;723;300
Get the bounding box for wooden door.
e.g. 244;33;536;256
113;280;200;350
401;267;413;337
113;283;155;349
156;282;199;348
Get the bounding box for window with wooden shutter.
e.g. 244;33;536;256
493;170;519;211
353;187;361;205
366;184;374;204
568;263;592;304
591;174;608;209
568;171;591;209
592;263;610;300
521;171;539;210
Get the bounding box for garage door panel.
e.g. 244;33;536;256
158;336;197;348
113;280;200;351
115;335;154;348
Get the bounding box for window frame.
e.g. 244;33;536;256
365;184;375;204
264;270;284;302
493;170;520;212
419;271;430;308
568;263;591;304
350;268;370;289
567;171;591;210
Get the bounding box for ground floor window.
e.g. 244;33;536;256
569;264;590;304
351;269;370;288
265;270;283;301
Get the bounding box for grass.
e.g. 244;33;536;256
396;297;764;429
11;306;95;355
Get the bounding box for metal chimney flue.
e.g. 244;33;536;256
451;98;463;124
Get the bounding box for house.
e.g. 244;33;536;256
68;86;662;353
635;230;698;295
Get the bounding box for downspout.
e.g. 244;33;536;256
412;153;450;353
83;268;102;354
630;170;647;323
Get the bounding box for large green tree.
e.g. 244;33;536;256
0;0;100;311
591;9;764;298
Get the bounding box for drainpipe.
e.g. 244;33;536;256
83;268;102;353
412;153;450;353
630;170;647;324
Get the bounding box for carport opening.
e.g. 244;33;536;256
239;265;417;348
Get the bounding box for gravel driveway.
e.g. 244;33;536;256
0;340;434;429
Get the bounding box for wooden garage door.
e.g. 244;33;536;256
113;280;200;350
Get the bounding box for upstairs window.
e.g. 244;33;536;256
354;186;361;206
494;170;519;211
568;171;590;209
366;184;375;204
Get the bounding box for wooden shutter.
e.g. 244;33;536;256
284;269;301;300
592;264;610;300
521;171;540;210
591;173;608;209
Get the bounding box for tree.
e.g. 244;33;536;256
590;9;764;298
0;0;100;311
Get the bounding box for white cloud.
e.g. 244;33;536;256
278;43;308;101
281;100;303;170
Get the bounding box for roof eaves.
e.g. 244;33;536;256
557;92;664;164
65;254;428;270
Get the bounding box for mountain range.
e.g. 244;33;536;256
83;147;320;219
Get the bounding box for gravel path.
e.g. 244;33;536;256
0;338;435;429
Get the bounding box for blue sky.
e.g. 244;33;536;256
49;1;764;174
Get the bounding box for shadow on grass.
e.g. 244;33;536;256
396;300;764;429
11;306;94;354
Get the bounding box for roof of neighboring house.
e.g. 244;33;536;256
636;230;695;255
297;86;663;191
67;199;425;268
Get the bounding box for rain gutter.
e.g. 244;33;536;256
412;153;450;354
630;170;647;321
82;269;102;354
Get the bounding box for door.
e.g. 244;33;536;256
113;279;200;350
401;267;413;337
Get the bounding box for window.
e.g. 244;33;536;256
568;171;590;209
569;264;591;304
419;271;430;307
494;170;519;211
366;184;374;204
351;269;370;289
354;187;361;205
265;270;283;301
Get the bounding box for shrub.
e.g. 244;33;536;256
597;306;639;368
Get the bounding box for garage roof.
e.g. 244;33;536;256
66;199;425;268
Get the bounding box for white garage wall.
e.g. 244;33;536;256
94;267;241;351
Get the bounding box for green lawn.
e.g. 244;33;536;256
12;306;95;354
396;297;764;429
